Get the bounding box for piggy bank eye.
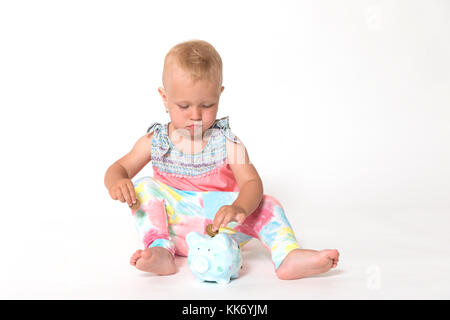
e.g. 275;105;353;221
208;248;210;252
197;247;200;250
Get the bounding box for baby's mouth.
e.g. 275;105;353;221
188;121;203;128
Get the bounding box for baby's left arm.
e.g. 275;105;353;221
212;138;264;231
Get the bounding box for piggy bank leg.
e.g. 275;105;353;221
217;278;231;285
195;277;206;283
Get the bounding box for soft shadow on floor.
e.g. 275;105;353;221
309;268;345;278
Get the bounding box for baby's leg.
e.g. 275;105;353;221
130;176;177;275
238;195;339;279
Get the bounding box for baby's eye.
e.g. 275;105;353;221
178;105;189;109
203;104;214;108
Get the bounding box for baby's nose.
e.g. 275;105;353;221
191;106;203;118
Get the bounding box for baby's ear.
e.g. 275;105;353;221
185;232;202;247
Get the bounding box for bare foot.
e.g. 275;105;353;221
129;247;177;275
130;249;143;266
276;249;340;280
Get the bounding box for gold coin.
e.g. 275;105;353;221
129;200;140;210
205;224;218;237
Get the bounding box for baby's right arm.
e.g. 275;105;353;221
104;132;153;206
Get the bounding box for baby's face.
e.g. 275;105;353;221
158;65;224;138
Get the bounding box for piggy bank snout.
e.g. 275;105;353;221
191;256;210;274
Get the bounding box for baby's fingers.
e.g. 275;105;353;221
126;182;137;205
212;211;225;232
120;185;133;206
220;213;237;230
109;188;118;200
115;189;126;203
235;213;246;224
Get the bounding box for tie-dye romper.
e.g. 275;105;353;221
131;116;300;269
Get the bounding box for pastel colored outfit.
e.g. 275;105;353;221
131;116;300;269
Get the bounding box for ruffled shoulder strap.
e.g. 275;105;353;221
147;122;162;134
211;116;240;143
146;122;170;157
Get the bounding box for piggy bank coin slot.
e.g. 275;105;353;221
205;224;218;237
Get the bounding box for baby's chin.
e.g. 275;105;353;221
173;127;210;140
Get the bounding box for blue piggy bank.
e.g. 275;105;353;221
186;231;242;284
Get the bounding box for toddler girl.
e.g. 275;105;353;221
104;39;339;280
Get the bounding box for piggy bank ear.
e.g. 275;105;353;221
212;233;231;249
185;232;202;247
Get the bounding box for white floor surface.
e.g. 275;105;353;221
1;196;449;300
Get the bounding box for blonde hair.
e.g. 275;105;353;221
162;39;223;92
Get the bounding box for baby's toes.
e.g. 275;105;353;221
319;249;339;268
327;249;339;261
130;250;143;265
329;250;339;268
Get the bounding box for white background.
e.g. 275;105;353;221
0;0;449;299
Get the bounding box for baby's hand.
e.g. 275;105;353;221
212;205;247;232
108;178;137;207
